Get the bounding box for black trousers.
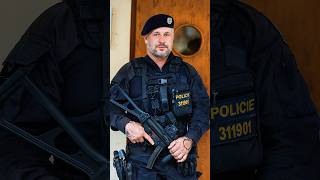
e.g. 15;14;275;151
127;143;198;180
129;155;197;180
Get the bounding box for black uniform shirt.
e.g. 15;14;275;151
110;53;209;144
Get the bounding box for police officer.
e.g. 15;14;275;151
0;0;108;179
211;0;320;180
110;14;209;180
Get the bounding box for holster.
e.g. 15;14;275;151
113;149;127;180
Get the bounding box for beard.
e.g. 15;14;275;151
148;43;171;58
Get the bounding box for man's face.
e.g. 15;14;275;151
144;27;174;59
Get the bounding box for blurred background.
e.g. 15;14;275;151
244;0;320;113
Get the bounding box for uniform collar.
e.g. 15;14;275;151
143;53;181;72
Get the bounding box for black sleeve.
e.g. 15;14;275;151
185;65;210;144
0;48;63;133
251;28;320;178
109;62;133;133
0;3;68;133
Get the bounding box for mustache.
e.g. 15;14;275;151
156;43;168;48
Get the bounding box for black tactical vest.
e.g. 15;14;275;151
130;56;193;136
211;1;263;173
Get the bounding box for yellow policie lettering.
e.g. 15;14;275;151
176;92;190;100
211;98;255;120
178;99;190;106
219;120;252;141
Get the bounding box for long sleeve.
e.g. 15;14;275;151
185;65;210;144
249;11;320;179
110;62;133;133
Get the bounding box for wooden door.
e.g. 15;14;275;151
244;0;320;112
130;0;210;179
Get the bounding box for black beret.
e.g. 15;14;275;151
141;14;174;36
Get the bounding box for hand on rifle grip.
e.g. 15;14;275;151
125;121;155;145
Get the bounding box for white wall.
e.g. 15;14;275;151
0;0;60;67
110;0;132;179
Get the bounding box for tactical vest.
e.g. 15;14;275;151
211;2;262;173
130;57;193;137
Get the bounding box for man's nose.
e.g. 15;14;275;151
158;35;165;42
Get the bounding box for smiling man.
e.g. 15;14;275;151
110;14;209;180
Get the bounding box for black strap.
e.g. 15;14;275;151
0;68;108;179
133;58;149;112
168;57;181;74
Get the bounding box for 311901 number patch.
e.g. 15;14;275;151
212;94;258;145
218;120;252;141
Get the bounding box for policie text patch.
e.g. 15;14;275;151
172;90;192;117
211;93;257;145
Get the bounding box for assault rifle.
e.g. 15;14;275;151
0;67;108;180
110;84;177;169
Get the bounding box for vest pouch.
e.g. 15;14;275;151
172;85;192;117
212;72;262;173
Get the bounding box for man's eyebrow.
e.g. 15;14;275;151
151;31;173;35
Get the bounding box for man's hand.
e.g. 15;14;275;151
168;136;193;162
125;121;155;145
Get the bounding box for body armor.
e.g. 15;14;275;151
130;56;193;137
211;0;262;173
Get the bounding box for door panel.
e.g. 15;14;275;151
131;0;210;179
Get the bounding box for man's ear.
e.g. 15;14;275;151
144;36;148;45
